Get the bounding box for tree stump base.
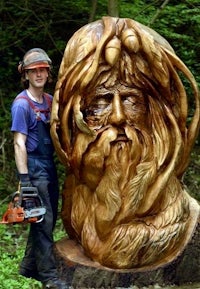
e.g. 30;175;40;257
54;222;200;288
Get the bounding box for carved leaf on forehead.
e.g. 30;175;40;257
119;53;133;86
124;53;133;75
87;63;112;90
135;55;152;79
65;21;103;66
139;30;169;87
104;68;119;88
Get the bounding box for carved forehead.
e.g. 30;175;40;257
94;84;143;95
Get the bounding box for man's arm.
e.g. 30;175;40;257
13;131;28;174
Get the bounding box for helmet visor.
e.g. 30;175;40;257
25;61;50;70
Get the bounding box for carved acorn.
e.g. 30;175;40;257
105;37;121;66
121;28;140;53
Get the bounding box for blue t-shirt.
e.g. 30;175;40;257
11;90;52;153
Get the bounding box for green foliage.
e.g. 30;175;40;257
0;253;40;288
0;223;40;288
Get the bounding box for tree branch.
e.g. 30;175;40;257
88;0;98;23
148;0;170;26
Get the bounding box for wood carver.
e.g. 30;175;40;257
50;17;200;271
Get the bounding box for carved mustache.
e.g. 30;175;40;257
94;124;132;143
71;124;143;170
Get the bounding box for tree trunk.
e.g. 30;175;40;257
88;0;98;23
108;0;119;17
54;222;200;288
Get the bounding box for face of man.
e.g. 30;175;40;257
26;67;48;89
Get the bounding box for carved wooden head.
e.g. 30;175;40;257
51;17;200;270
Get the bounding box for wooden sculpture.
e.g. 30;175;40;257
51;17;200;270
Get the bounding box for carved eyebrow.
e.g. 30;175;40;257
119;89;143;96
95;93;113;99
95;91;140;98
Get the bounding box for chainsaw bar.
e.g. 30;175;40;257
24;207;46;219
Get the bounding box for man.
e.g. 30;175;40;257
11;48;68;289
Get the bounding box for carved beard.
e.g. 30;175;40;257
62;121;191;269
78;125;156;219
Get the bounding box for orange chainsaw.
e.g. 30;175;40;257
0;186;46;224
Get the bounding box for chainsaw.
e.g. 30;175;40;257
0;186;46;224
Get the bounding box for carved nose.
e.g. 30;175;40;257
109;91;126;125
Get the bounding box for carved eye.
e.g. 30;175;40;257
123;98;137;107
85;106;102;116
122;96;146;112
85;95;112;117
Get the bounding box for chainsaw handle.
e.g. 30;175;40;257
20;186;39;197
11;191;21;205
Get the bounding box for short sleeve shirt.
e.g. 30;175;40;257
11;89;52;152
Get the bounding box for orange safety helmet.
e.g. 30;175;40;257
18;48;52;73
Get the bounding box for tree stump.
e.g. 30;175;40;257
54;221;200;288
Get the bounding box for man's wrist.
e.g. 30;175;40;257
19;173;30;182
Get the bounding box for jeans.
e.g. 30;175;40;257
20;156;59;282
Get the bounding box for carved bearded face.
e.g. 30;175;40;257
72;84;150;192
51;17;200;269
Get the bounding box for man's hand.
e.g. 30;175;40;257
19;173;32;187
